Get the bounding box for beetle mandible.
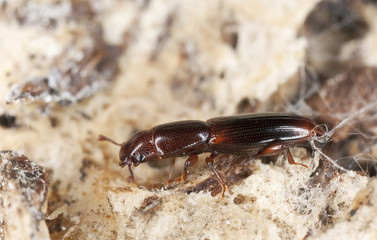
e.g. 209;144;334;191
99;113;325;197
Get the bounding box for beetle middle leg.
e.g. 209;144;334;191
257;140;308;168
168;154;199;183
205;154;227;198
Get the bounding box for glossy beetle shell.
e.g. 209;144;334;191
207;113;318;152
152;120;209;157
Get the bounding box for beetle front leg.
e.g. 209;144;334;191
205;154;227;198
168;154;198;183
168;158;176;180
257;140;308;168
127;165;135;182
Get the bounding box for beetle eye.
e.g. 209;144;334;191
135;153;145;162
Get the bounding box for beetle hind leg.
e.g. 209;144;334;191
257;140;308;168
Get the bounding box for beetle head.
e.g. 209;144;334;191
118;130;158;168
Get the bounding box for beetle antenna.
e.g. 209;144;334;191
98;135;122;146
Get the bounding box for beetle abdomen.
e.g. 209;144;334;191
207;113;316;151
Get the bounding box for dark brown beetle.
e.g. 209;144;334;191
99;113;325;197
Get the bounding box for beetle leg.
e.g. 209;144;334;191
205;154;227;198
181;155;198;181
168;154;198;183
284;146;308;168
168;158;176;180
257;140;308;168
127;165;135;182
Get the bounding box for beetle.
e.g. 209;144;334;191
98;113;325;197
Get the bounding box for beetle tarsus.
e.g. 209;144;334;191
286;147;309;168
